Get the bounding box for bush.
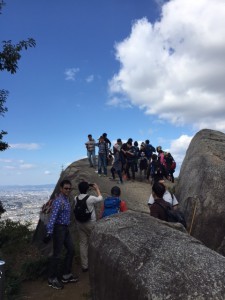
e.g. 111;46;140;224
0;219;46;299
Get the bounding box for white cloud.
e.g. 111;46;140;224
107;96;133;109
86;75;94;83
0;159;13;163
10;143;41;150
167;134;193;175
64;68;79;81
4;165;16;170
109;0;225;132
19;164;36;170
44;170;51;175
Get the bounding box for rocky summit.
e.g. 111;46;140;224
176;129;225;253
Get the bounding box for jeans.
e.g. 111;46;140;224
126;160;135;179
49;224;74;279
87;150;96;167
111;167;123;182
98;153;107;175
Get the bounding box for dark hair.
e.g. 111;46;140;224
145;139;150;144
152;154;158;161
88;134;92;137
152;182;165;198
117;138;122;143
60;179;71;188
127;138;133;143
134;141;138;146
111;186;121;197
103;133;107;137
78;181;89;194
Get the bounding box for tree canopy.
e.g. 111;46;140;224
0;1;36;151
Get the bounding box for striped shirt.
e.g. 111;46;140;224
86;139;96;151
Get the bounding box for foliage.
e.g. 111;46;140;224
0;219;32;252
0;219;48;299
0;2;36;151
21;257;49;280
0;38;36;74
0;200;6;217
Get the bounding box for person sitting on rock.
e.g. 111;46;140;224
150;181;172;221
148;180;178;210
101;186;127;218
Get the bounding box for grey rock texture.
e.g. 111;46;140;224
89;211;225;300
176;129;225;252
33;158;151;253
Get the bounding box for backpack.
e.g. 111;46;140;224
102;197;121;218
40;197;57;225
74;195;91;222
156;202;187;228
171;160;176;170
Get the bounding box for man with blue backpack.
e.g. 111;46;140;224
101;186;127;218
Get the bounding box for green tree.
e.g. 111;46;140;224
0;0;36;151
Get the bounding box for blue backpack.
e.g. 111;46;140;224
102;197;121;218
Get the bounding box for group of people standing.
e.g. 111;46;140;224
42;133;179;291
44;179;127;290
85;133;176;184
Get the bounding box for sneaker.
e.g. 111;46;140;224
61;274;79;284
82;268;89;272
48;277;64;289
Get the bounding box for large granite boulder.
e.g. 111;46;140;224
176;129;225;253
33;158;151;253
89;211;225;300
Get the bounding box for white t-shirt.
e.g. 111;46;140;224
74;193;103;221
148;190;178;206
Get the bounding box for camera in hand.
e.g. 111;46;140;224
89;183;94;187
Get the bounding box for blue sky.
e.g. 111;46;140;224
1;0;225;185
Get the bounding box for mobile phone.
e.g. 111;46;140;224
89;183;94;187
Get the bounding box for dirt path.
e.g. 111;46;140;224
20;265;91;300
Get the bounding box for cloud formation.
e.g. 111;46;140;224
109;0;225;131
10;143;41;150
86;75;94;83
64;68;80;81
167;134;193;173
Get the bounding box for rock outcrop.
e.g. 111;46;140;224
33;158;151;253
176;129;225;252
89;211;225;300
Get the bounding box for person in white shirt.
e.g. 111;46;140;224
74;181;103;272
148;180;178;210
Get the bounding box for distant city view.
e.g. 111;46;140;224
0;184;55;229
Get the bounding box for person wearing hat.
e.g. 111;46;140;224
101;186;127;218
